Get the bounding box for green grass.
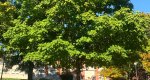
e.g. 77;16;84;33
3;78;27;80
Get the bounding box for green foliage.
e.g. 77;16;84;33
24;38;79;68
0;1;16;42
75;8;149;67
0;43;4;57
2;1;150;80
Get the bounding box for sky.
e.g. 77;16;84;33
131;0;150;13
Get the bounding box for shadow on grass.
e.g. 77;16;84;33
3;79;27;80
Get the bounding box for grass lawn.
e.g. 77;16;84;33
3;78;27;80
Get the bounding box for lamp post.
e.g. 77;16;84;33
134;62;138;80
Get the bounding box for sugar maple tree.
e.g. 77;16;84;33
2;0;150;80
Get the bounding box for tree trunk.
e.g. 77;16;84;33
28;61;34;80
44;65;48;76
76;68;81;80
0;57;4;80
57;67;62;75
76;58;81;80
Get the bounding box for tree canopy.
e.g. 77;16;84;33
0;1;16;42
1;0;150;80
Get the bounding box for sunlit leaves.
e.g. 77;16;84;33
0;1;15;42
100;66;125;78
140;53;150;74
24;38;79;68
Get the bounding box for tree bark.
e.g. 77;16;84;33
0;57;4;80
28;61;34;80
76;58;81;80
44;65;48;76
